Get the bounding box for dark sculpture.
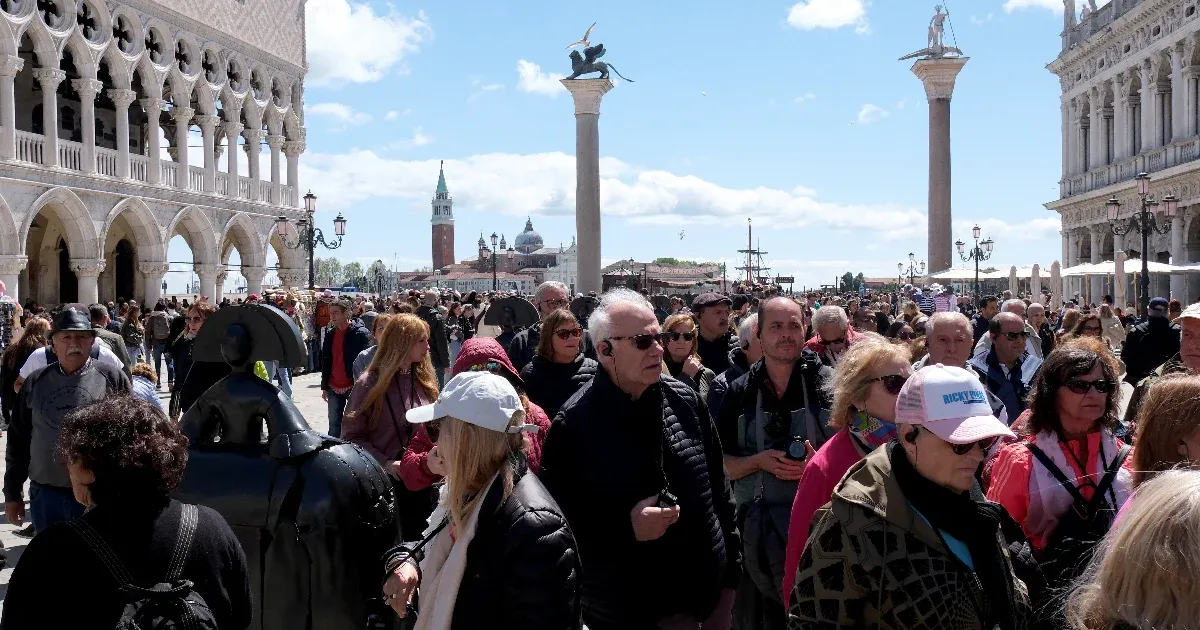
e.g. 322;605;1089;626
484;296;539;329
174;304;400;630
566;44;634;82
570;296;600;327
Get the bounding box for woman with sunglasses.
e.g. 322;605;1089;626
169;301;221;419
782;337;910;608
789;364;1029;629
520;309;598;419
399;338;552;495
986;338;1132;599
662;313;717;402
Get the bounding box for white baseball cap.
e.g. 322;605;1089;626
406;371;538;435
894;364;1015;444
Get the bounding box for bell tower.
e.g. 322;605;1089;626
431;161;454;270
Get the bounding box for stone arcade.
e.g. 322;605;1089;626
0;0;310;306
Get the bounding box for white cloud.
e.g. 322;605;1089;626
384;109;411;121
857;104;889;124
410;127;432;147
1003;0;1062;13
516;60;566;96
306;102;372;127
793;93;816;104
468;79;505;102
970;12;995;24
306;0;430;87
895;99;907;110
787;0;869;34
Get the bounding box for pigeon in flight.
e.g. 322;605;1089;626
566;22;597;49
679;230;686;240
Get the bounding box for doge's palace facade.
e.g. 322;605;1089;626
1046;0;1200;304
0;0;310;306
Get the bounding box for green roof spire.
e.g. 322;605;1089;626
435;160;448;194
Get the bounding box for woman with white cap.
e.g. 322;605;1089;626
381;371;582;629
788;364;1032;629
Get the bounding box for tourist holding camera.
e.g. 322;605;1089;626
715;296;834;630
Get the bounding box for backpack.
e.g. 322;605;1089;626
150;313;171;342
67;504;219;630
123;323;145;349
1027;442;1131;591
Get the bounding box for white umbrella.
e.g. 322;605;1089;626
928;267;985;280
1009;266;1018;295
1031;264;1042;303
1050;261;1062;310
1114;251;1127;307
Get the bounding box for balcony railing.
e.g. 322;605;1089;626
8;130;298;207
1061;135;1200;199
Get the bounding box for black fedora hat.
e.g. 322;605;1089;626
48;308;95;339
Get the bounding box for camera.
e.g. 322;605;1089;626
656;488;679;508
779;436;808;462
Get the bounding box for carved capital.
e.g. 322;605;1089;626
107;88;137;108
0;255;28;276
193;263;224;278
911;56;969;101
69;259;105;278
0;55;24;78
140;97;167;115
241;265;267;282
31;67;66;89
194;114;221;131
560;78;614;116
223;121;244;137
215;271;228;284
282;140;306;157
277;269;306;288
266;134;285;150
71;78;103;99
242;129;263;153
137;261;171;277
171;106;195;123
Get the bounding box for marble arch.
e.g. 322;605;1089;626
21;186;98;258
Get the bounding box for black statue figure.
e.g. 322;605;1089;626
566;43;635;81
175;304;400;630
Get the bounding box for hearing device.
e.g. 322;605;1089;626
904;427;920;444
601;342;613;357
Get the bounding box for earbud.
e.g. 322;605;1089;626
904;427;920;444
601;342;613;357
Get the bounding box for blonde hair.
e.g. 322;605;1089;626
439;415;524;533
1132;374;1200;487
823;337;911;429
1066;469;1200;629
352;314;438;428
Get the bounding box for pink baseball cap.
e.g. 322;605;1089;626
895;364;1015;444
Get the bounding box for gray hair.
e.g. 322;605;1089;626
926;311;970;338
738;313;758;345
535;281;568;302
588;288;653;344
812;305;848;330
1001;299;1025;314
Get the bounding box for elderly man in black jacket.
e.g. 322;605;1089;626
417;290;451;387
540;288;741;630
694;293;738;375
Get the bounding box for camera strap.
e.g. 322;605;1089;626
754;391;766;501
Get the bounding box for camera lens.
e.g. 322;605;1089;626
787;440;806;460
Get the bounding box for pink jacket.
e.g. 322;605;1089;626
782;428;867;606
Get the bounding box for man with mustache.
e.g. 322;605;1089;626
4;309;129;533
715;297;834;630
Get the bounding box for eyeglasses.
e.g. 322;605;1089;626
607;333;670;351
1063;379;1117;395
468;361;503;373
554;327;583;340
897;332;915;341
540;298;569;310
187;316;204;323
821;337;846;346
865;374;908;395
999;331;1029;341
669;331;695;342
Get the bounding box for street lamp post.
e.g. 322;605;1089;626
1107;172;1177;316
490;233;499;291
902;252;926;286
896;263;903;289
276;191;347;290
955;225;995;299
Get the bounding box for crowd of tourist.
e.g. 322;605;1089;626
2;277;1200;629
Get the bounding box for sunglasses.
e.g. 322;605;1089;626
897;332;915;341
1063;379;1117;395
554;327;583;340
821;337;846;346
865;374;908;395
541;298;569;310
608;333;670;351
999;331;1029;341
187;316;204;323
668;331;695;342
467;361;503;373
914;426;999;455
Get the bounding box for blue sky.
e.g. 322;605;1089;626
167;0;1078;294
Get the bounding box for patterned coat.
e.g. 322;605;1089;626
788;447;1032;630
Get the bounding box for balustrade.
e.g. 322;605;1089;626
216;172;230;196
58;139;82;171
189;166;204;192
259;180;273;204
96;146;118;177
238;178;252;199
15;130;42;164
129;154;148;182
160;161;177;188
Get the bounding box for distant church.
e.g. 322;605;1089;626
431;161;455;270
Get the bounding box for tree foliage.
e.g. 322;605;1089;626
343;262;364;287
314;257;342;287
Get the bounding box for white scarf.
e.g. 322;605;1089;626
413;471;501;630
1026;429;1132;544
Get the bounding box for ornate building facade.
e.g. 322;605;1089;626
1047;0;1200;303
0;0;309;306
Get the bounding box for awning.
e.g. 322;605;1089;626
1062;259;1192;276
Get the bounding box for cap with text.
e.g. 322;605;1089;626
406;371;538;435
895;364;1015;444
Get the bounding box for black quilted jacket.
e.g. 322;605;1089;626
540;368;742;629
520;354;599;419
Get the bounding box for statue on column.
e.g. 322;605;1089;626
901;5;963;60
175;304;399;630
566;43;635;82
928;5;948;50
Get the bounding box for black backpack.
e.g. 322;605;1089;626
1027;442;1131;591
68;504;218;630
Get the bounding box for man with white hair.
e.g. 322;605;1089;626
971;298;1043;360
416;290;450;387
917;312;1008;423
506;281;596;371
540;288;740;629
804;305;857;365
708;313;762;415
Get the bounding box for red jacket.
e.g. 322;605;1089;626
803;325;861;358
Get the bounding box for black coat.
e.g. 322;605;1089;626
320;321;373;391
697;331;738;375
539;368;741;629
520;354;598;419
383;463;582;630
506;322;597;372
1122;316;1182;385
417;306;450;369
707;347;751;417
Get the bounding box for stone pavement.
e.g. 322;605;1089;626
0;371;329;614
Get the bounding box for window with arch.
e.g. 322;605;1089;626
112;14;137;54
145;28;168;65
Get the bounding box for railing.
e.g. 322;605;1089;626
1116;155;1139;181
215;172;230;196
1062;135;1200;199
15;130;43;164
96;146;119;177
129;154;148;182
259;181;273;205
1146;147;1167;172
1181;137;1200;163
188;166;205;192
160;161;177;188
238;178;252;199
281;184;295;206
58;139;82;172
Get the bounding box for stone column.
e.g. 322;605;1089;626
244;129;263;201
171;106;194;189
140;98;165;184
32;68;65;167
561;78;614;294
193;263;223;301
0;55;23;160
223;121;243;188
1089;88;1104;168
1184;66;1200;138
72;78;102;174
284;140;304;206
1115;75;1131;159
107;89;136;178
195;115;220;193
214;269;227;303
911;56;968;274
267;133;285;205
0;255;27;303
1090;226;1102;303
1066;230;1077;297
1141;61;1156;152
242;265;266;295
1061;102;1071;178
138;261;170;306
1172;211;1186;300
70;259;105;304
1173;41;1193;142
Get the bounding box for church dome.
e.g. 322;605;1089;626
514;217;543;254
